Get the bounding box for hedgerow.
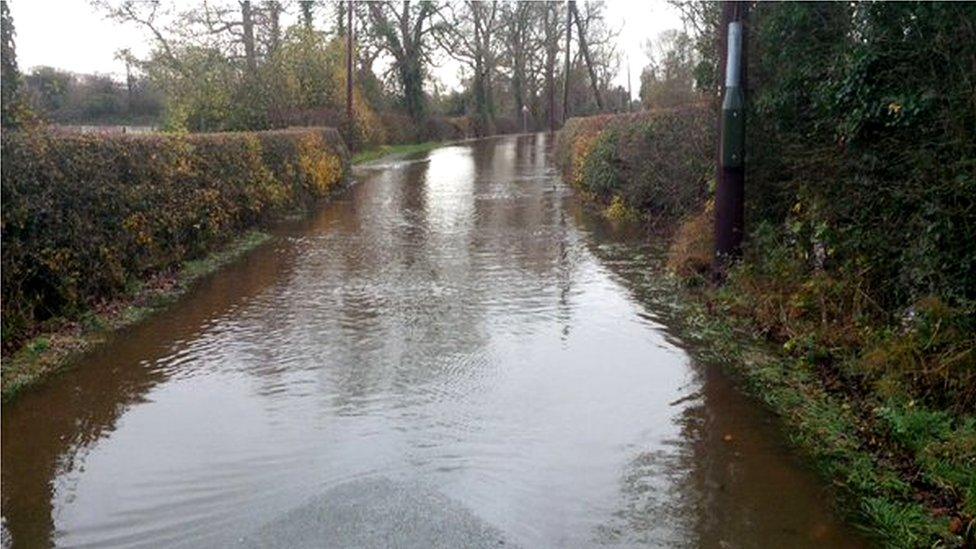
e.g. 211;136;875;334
1;127;348;351
554;107;714;227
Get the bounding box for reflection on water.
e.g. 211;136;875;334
1;134;865;548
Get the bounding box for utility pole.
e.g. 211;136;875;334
626;54;632;112
714;1;747;270
546;3;556;134
346;0;354;122
562;1;572;124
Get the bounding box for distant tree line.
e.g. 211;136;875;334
56;0;631;136
4;1;706;136
21;66;164;125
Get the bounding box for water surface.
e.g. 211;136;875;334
2;134;865;548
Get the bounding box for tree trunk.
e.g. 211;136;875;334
241;1;257;75
401;53;426;122
513;28;525;122
570;1;603;110
346;0;354;121
268;1;282;55
299;1;314;30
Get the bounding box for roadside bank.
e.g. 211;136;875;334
555;110;975;547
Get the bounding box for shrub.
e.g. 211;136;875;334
1;126;348;351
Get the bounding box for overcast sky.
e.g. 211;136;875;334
10;1;683;100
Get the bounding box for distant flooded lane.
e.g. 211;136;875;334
1;134;865;548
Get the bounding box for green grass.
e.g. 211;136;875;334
1;231;271;403
352;141;445;165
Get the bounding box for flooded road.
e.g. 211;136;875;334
1;134;865;548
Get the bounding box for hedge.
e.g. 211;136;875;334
1;127;348;350
554;106;715;224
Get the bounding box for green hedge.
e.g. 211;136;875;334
744;2;976;310
555;107;715;223
1;127;348;350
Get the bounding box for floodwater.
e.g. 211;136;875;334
1;134;866;548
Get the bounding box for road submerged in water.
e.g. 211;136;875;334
1;134;867;548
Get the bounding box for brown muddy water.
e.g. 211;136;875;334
1;134;867;548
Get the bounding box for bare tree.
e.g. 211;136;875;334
98;0;275;73
435;1;503;134
299;0;315;31
366;1;442;122
569;1;602;109
501;1;532;122
565;1;619;115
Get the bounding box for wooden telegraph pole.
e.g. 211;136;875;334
714;1;747;270
626;54;632;112
346;0;354;122
562;1;572;124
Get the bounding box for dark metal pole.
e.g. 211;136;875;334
346;0;354;122
714;1;746;270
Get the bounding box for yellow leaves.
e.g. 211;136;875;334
297;133;348;196
570;131;600;190
123;213;154;247
604;196;639;222
302;151;343;195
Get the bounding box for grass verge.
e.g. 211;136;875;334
670;292;959;546
352;141;444;165
657;261;975;547
1;231;271;403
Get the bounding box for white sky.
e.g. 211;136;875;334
10;1;683;100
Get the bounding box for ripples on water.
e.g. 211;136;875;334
1;134;864;548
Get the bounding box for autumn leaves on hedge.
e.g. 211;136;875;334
1;127;348;350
